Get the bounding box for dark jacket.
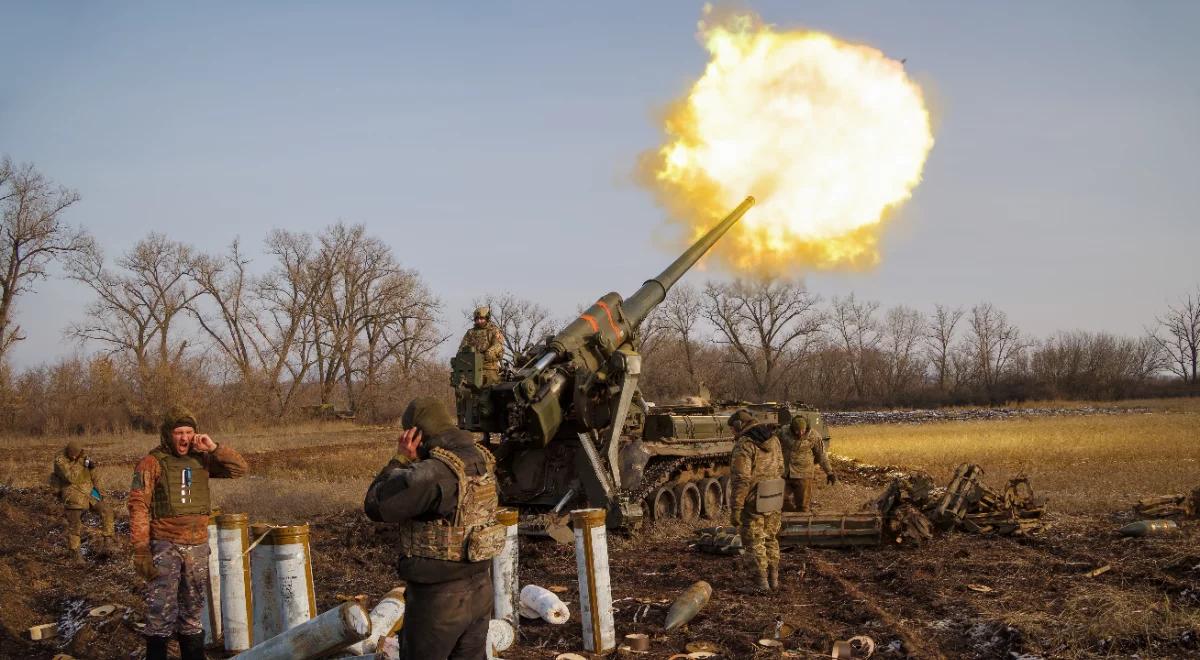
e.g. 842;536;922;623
364;428;492;584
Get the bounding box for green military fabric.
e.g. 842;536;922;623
728;423;784;591
147;450;212;518
402;397;458;437
458;321;504;385
779;418;833;513
159;406;199;444
53;450;100;510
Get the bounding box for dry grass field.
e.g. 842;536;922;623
2;399;1198;658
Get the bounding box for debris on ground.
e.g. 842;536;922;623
1133;488;1200;518
1118;519;1181;537
824;405;1149;426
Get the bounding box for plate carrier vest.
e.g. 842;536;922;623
148;449;212;519
397;444;505;562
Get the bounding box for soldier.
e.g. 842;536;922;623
128;407;247;660
52;440;115;559
364;397;505;660
727;409;785;593
779;416;836;513
459;306;505;385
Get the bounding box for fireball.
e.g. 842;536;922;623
643;9;935;272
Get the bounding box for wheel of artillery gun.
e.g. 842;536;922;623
650;486;677;521
674;482;701;522
697;478;724;520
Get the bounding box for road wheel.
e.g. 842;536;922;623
675;482;701;523
649;486;677;521
698;478;723;519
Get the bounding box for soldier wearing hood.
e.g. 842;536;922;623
459;306;505;385
727;409;785;593
128;406;247;660
51;439;115;558
364;397;505;660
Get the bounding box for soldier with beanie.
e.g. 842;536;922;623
364;396;505;660
128;406;247;660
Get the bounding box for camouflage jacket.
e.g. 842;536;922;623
364;427;495;584
459;323;505;370
779;424;832;479
53;452;100;510
128;443;247;550
729;424;784;514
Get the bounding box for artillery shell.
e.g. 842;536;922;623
664;580;712;632
1118;519;1180;537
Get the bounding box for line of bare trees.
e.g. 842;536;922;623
1;157;1198;435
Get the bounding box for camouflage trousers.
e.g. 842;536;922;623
738;510;781;581
64;500;114;550
783;478;814;513
143;539;210;638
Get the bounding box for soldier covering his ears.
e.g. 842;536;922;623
364;397;505;660
128;406;247;660
727;409;785;593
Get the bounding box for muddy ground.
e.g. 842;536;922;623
3;461;1198;660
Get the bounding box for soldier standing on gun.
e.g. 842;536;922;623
727;409;785;593
364;397;505;660
52;440;115;560
459;306;505;386
128;407;247;660
780;416;836;512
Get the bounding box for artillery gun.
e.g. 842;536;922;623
451;196;831;533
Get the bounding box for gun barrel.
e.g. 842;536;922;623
622;196;755;325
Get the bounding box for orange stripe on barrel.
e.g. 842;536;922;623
580;314;600;332
595;301;623;339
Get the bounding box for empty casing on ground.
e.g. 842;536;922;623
520;584;570;624
269;523;317;631
203;510;223;648
572;508;616;654
487;618;516;659
217;513;253;652
664;580;711;632
492;508;520;631
234;601;370;660
345;586;406;655
250;523;282;643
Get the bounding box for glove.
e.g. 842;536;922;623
84;457;96;469
133;549;159;580
827;473;838;486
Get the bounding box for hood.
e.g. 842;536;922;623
159;405;199;456
401;397;457;438
742;423;776;445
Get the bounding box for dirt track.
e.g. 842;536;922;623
3;469;1199;659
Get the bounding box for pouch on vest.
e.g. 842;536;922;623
466;522;505;561
755;478;786;514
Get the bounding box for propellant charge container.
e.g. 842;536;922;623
217;513;253;651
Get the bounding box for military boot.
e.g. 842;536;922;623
145;635;169;660
739;568;771;595
67;534;84;563
769;564;780;590
178;632;206;660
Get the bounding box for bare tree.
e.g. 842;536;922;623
701;278;823;400
925;304;965;392
829;294;881;399
1152;288;1200;384
0;158;89;360
67;233;200;414
468;292;557;365
881;305;926;399
965;303;1023;394
187;239;259;385
659;284;704;387
255;229;323;416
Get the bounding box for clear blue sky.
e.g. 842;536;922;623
2;2;1197;368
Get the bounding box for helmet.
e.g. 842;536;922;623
474;306;490;320
728;409;755;433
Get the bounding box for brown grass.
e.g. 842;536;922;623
832;404;1200;513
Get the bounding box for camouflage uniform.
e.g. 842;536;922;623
459;310;505;386
128;407;247;660
728;413;785;592
779;418;835;513
52;443;115;555
365;397;503;660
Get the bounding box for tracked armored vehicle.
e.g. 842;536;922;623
451;196;829;533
